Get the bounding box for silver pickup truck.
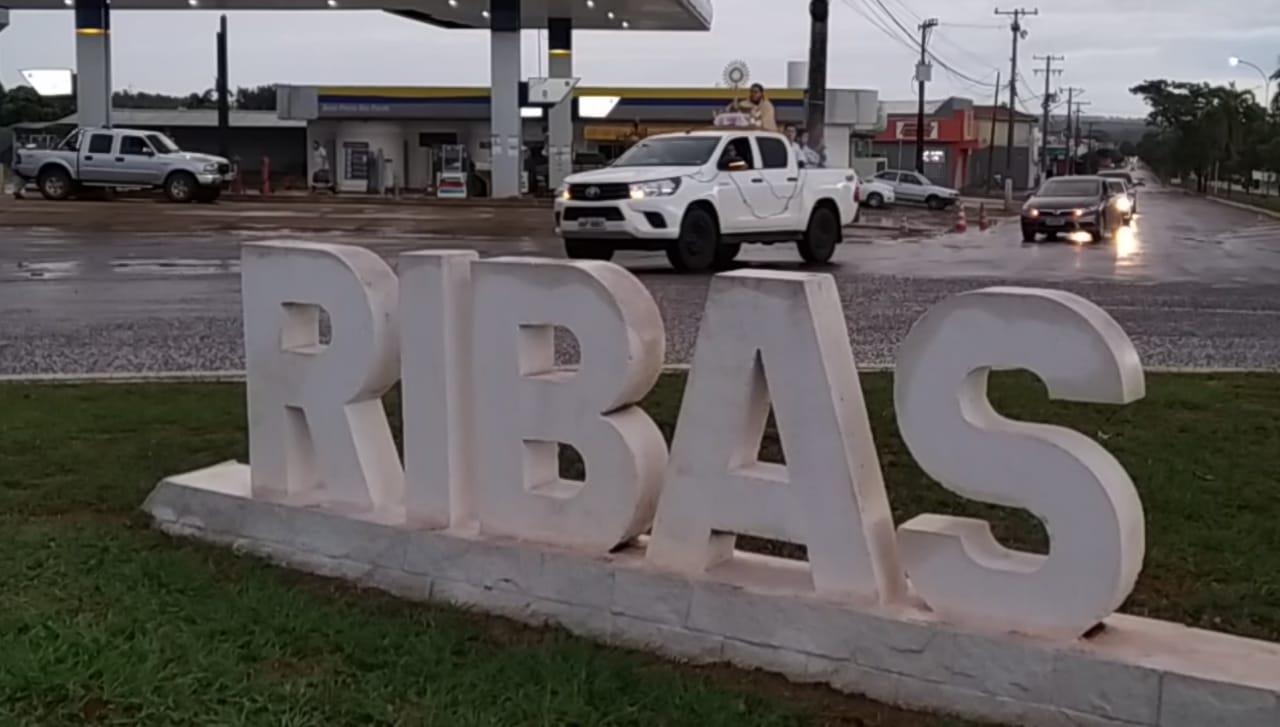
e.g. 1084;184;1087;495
13;127;234;203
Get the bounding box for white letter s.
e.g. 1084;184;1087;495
895;287;1145;638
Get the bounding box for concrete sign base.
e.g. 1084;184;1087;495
144;463;1280;727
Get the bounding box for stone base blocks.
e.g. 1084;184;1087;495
145;463;1280;727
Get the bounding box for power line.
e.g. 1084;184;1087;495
841;0;918;54
885;0;922;22
849;0;998;88
839;0;1002;96
871;0;920;43
938;21;1004;29
860;0;1000;88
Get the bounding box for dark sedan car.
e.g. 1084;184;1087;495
1021;176;1128;243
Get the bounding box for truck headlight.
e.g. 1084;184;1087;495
629;178;680;200
203;163;220;172
558;185;570;201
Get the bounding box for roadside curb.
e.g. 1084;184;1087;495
848;222;938;233
1203;195;1280;220
221;194;552;209
3;365;1274;385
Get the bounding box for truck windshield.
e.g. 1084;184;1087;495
145;134;180;154
1039;179;1101;197
613;137;720;167
57;131;82;152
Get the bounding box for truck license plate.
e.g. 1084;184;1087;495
578;218;606;230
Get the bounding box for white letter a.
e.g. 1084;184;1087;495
647;271;905;605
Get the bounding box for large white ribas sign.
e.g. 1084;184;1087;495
147;241;1280;727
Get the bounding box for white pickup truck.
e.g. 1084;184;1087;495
554;130;859;272
13;127;234;203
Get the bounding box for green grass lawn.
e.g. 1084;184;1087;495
2;372;1278;725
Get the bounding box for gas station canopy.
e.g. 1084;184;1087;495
2;0;712;31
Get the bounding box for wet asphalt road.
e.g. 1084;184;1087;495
2;184;1278;375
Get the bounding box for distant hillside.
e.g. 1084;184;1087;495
1049;115;1149;145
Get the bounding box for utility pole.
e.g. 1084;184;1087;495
1063;87;1084;174
1033;54;1063;183
216;15;230;160
0;8;9;195
805;0;830;156
914;17;939;173
995;7;1037;181
1074;101;1092;174
984;71;1002;194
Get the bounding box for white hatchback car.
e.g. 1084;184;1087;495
856;179;896;209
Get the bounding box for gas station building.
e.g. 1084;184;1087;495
0;0;714;197
275;82;882;196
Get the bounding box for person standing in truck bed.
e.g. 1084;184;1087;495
726;83;778;132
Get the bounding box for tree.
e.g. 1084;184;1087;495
234;85;277;111
114;90;188;109
0;84;75;126
1130;79;1273;193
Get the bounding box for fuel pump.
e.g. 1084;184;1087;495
437;144;470;200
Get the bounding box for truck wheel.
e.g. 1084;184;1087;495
38;167;73;201
164;172;198;203
798;206;839;265
667;207;719;272
565;239;615;261
865;192;885;209
713;242;741;269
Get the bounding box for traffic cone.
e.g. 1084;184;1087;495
978;203;990;231
954;205;968;233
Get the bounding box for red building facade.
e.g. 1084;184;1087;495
871;98;979;189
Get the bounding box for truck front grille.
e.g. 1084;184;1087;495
568;183;630;201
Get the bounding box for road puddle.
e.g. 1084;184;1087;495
110;258;238;275
9;260;80;279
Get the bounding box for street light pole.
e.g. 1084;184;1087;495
1229;57;1272;109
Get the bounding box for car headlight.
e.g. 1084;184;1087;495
203;163;220;173
1027;208;1040;219
629;178;681;200
1114;196;1133;213
557;185;570;201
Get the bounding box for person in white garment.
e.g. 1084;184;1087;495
311;141;331;193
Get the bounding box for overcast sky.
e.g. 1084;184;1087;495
1;0;1276;116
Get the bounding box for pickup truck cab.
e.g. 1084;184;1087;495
14;127;234;203
554;130;859;272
